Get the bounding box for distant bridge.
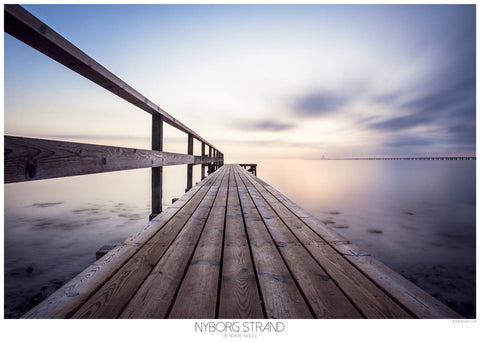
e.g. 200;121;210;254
325;156;476;161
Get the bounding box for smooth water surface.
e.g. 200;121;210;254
3;160;476;318
257;159;476;317
3;165;202;318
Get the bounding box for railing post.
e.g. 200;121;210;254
150;114;163;221
186;134;194;191
208;146;213;175
213;149;217;172
201;142;206;180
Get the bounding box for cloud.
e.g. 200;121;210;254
381;128;475;153
368;108;434;132
401;76;475;113
443;123;476;146
367;76;475;132
238;119;296;132
372;93;401;105
292;91;348;117
383;134;435;148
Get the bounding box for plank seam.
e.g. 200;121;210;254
240;167;418;318
232;168;267;318
105;167;226;318
165;167;228;318
23;168;220;318
268;184;419;317
236;166;366;318
214;166;230;318
235;167;319;318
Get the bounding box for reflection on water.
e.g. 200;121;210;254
258;160;476;318
3;160;476;318
3;165;202;318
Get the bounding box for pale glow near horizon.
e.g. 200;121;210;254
3;4;476;159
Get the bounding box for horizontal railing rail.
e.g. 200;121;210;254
4;5;219;151
4;4;224;218
4;136;223;183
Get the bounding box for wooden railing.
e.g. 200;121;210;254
239;164;257;176
3;5;224;220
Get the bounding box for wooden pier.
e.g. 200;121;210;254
22;164;460;319
5;5;462;319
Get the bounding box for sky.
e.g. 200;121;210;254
3;4;476;160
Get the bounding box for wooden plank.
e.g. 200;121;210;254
4;135;222;183
168;165;230;318
70;167;226;318
3;5;220;152
249;172;461;318
238;169;460;318
344;255;463;319
238;166;413;318
218;166;264;318
257;180;461;318
232;168;312;319
120;167;226;318
22;169;221;318
235;166;362;318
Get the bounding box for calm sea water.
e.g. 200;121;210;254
3;160;476;318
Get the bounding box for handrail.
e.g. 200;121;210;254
4;4;220;152
4;4;224;218
4;136;223;183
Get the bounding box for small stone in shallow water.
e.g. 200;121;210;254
27;293;46;308
367;229;383;234
329;211;341;215
334;225;349;229
32;202;64;208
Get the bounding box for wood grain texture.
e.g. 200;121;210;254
238;166;411;318
168;166;229;318
255;179;461;318
343;255;463;318
21;169;219;318
120;168;226;318
235;166;362;318
240;167;460;319
4;5;221;153
24;165;460;319
218;166;264;318
71;168;225;318
187;134;194;191
233;168;312;319
4;135;222;183
201;142;206;180
151;114;164;215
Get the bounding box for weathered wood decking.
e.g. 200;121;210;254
23;165;461;319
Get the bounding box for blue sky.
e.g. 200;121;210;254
3;4;476;159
